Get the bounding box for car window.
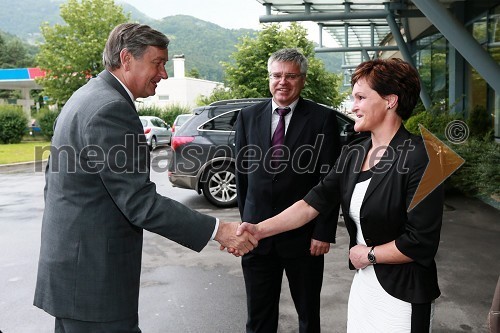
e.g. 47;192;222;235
336;115;349;134
175;115;191;126
200;110;240;132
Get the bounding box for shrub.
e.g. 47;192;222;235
405;110;460;139
405;106;498;199
137;105;164;119
0;105;28;144
137;104;191;126
448;138;500;197
467;105;492;140
404;111;433;135
37;108;60;141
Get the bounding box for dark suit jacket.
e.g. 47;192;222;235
304;125;444;303
34;70;216;322
235;98;341;258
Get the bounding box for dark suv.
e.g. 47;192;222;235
168;98;364;208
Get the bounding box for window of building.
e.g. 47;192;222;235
472;17;488;44
414;34;448;108
158;95;169;101
489;6;500;43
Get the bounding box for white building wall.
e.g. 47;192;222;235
136;55;222;109
137;78;221;109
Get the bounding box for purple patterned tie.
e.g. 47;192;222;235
271;107;291;166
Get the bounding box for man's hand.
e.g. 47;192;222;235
349;244;370;269
215;222;258;257
310;239;330;256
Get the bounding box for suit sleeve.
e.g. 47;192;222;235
310;108;341;243
83;100;216;252
395;141;444;267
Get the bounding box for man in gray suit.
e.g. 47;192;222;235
34;23;256;333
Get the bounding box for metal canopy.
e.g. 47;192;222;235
255;0;418;66
254;0;500;100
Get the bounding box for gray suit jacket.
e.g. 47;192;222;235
34;70;216;322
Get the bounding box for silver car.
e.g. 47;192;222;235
171;114;192;135
139;116;172;150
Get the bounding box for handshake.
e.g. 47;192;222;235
214;222;262;257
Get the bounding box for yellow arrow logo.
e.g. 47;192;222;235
408;125;465;211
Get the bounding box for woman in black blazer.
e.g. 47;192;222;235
236;58;444;332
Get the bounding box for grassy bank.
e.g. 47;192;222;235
0;141;51;164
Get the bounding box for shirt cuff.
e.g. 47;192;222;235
210;218;220;240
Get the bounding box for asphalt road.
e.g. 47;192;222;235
0;147;346;333
1;146;499;332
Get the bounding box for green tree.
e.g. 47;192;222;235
218;23;344;106
0;34;5;66
2;39;34;68
36;0;129;105
0;32;37;99
0;32;35;68
197;86;233;105
186;67;201;79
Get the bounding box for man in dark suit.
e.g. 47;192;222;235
33;23;256;333
235;48;341;333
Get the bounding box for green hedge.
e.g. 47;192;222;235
404;110;458;139
137;104;191;126
34;104;192;141
449;138;500;197
36;108;60;141
404;108;498;199
0;105;28;144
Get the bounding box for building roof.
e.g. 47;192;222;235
254;0;497;66
0;68;45;90
256;0;401;65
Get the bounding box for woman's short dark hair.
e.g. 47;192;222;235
351;58;421;120
103;23;170;71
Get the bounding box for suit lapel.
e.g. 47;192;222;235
362;125;411;204
256;100;273;152
344;139;370;214
98;70;136;110
284;98;310;151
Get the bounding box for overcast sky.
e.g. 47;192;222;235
119;0;337;46
120;0;265;30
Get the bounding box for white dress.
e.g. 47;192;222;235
346;176;412;332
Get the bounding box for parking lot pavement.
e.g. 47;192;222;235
0;154;499;332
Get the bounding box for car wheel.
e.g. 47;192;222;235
202;164;237;208
150;136;157;151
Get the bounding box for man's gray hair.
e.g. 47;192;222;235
267;48;308;74
103;23;170;70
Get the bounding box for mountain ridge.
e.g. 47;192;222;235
0;0;342;81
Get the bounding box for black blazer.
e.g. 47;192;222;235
304;125;444;303
235;98;341;257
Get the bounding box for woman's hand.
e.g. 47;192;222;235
236;222;262;240
220;223;261;257
349;244;371;269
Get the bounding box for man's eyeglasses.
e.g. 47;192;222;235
268;73;304;81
